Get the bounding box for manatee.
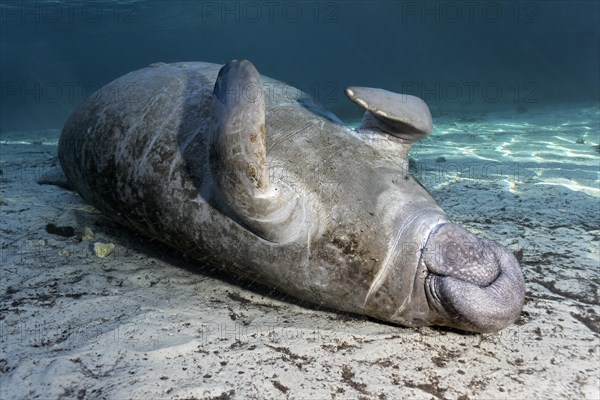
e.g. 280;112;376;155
53;60;524;333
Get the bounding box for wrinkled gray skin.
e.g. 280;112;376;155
57;60;525;333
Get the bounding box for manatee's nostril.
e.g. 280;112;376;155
422;223;500;286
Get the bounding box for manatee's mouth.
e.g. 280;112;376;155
422;223;525;333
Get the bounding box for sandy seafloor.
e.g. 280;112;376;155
0;105;598;399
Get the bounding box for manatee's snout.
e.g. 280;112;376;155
422;223;525;333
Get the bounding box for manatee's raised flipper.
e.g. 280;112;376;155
210;60;311;243
345;87;433;143
37;167;73;190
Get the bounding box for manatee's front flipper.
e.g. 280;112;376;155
210;60;311;243
37;167;73;190
345;86;433;143
422;223;525;333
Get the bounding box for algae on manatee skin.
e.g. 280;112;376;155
94;242;115;258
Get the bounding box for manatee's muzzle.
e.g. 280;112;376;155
422;223;525;333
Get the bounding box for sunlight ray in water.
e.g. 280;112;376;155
459;147;499;162
495;142;513;157
553;136;577;143
502;179;522;195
